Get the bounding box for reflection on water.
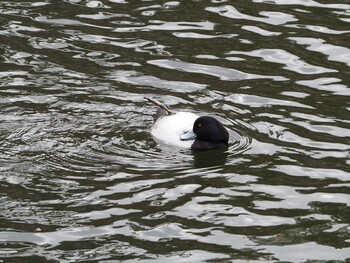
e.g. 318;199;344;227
0;0;349;262
193;150;228;168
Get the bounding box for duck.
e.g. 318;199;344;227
146;98;229;151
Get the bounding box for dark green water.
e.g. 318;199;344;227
0;0;349;262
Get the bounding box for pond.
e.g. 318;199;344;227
0;0;349;262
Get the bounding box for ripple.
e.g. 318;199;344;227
256;0;350;10
288;24;350;35
173;32;237;39
290;37;350;67
170;197;295;227
225;93;313;109
271;165;350;181
242;25;281;36
297;77;350;96
107;70;207;92
261;242;350;262
148;59;287;81
206;5;297;25
113;21;215;32
34;16;111;29
229;49;337;75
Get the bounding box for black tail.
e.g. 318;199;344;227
153;107;168;122
145;97;174;123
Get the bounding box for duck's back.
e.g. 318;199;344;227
151;112;199;148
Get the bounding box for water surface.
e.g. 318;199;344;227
0;0;349;262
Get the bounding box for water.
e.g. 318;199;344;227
0;0;349;262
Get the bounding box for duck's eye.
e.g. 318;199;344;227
198;123;202;128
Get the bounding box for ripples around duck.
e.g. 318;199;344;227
0;0;350;262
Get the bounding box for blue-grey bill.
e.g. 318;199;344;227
180;130;196;141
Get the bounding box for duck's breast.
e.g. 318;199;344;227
151;112;199;148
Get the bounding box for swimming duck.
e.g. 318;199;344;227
147;98;229;151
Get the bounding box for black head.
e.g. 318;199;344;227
191;116;229;151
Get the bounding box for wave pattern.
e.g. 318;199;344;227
0;0;349;262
